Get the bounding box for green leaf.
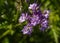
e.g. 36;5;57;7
0;30;10;39
51;26;59;43
2;37;9;43
0;0;4;6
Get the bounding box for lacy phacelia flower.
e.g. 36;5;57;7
43;10;50;18
28;3;37;11
19;3;50;35
30;14;40;26
40;19;48;31
19;13;28;23
21;24;33;35
41;19;48;28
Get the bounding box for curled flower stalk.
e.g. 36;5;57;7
19;3;50;35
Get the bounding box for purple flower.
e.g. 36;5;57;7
39;10;49;31
30;14;40;26
21;24;33;35
19;13;28;23
40;19;48;31
41;19;48;28
19;3;50;34
43;10;50;18
28;3;37;11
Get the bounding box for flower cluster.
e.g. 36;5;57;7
19;3;50;35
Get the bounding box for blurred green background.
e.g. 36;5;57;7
0;0;60;43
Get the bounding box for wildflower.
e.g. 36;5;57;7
19;13;28;23
40;19;48;31
19;3;50;35
28;3;37;11
21;24;33;35
43;10;50;18
30;14;40;26
41;19;48;28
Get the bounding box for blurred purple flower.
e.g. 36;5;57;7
28;3;37;11
21;24;33;35
30;14;40;26
43;10;50;18
40;19;48;31
19;3;50;35
41;19;48;28
19;13;28;23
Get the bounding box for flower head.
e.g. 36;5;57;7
19;3;50;34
